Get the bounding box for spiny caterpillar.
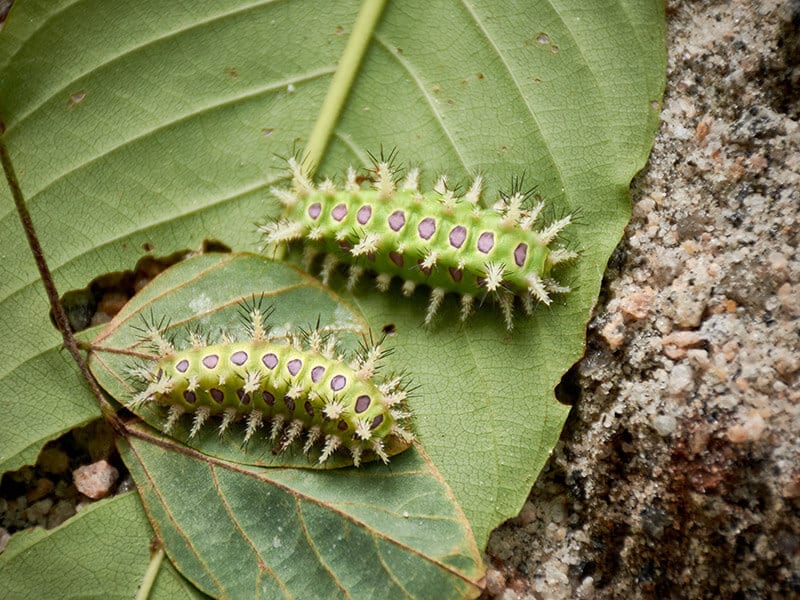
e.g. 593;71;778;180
260;157;577;329
128;300;414;466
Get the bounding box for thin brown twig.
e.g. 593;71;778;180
0;124;125;435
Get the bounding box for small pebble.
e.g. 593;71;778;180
73;460;119;500
484;567;507;596
652;414;678;436
668;364;694;397
726;413;767;443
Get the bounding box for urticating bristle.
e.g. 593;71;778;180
345;166;360;192
243;410;263;444
261;219;306;245
420;249;439;270
281;419;304;448
350;445;363;467
424;287;446;326
351;233;380;257
374;162;395;200
548;248;579;266
371;439;389;464
163;405;184;434
401;168;419;192
482;262;505;292
526;272;551;305
346;264;365;290
303;426;321;454
433;175;448;196
522;293;535;315
464;175;483;205
375;273;392;292
537;215;572;245
270;414;285;441
218;408;237;436
319;434;341;463
545;279;572;295
460;294;474;321
189;406;210;438
320;254;339;285
288;157;314;196
323;400;346;420
318;178;336;196
519;201;544;231
497;292;515;331
355;418;372;441
242;371;263;394
355;344;383;380
391;424;415;443
271;186;298;208
148;330;174;358
401;280;416;297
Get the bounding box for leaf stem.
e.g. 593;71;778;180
0;126;123;433
302;0;387;175
136;546;165;600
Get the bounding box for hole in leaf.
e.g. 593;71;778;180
54;240;230;332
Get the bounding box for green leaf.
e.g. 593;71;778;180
0;492;207;599
0;0;665;593
120;424;482;599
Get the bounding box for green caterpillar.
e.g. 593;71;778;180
261;158;576;329
129;301;413;466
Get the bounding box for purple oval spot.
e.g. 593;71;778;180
355;395;371;413
284;397;295;411
388;210;406;231
202;354;219;369
389;251;404;267
357;205;372;224
477;232;495;254
304;401;314;416
210;388;224;403
236;388;250;404
311;365;326;382
263;390;275;405
330;374;346;392
371;414;384;430
308;203;322;219
183;390;196;404
331;203;347;221
230;351;248;366
449;267;463;282
337;420;348;431
418;217;436;240
514;243;528;267
449;226;467;248
176;359;190;373
262;353;278;369
287;359;302;376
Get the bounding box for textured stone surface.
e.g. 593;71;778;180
484;1;800;598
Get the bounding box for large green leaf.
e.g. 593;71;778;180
0;0;665;593
0;492;207;599
120;423;482;599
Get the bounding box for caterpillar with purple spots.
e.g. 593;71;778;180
128;300;413;467
261;158;577;329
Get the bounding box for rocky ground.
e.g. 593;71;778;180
484;1;800;598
